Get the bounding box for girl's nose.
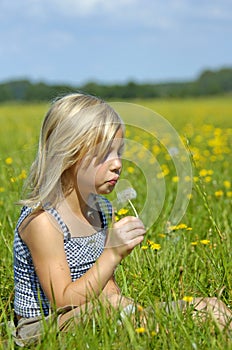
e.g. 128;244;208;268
110;157;122;172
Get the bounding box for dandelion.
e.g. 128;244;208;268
204;176;212;183
150;243;161;250
117;208;129;216
18;169;27;180
183;296;193;303
214;190;224;197
147;240;161;250
5;157;13;165
0;187;5;193
191;241;198;246
200;239;210;245
226;191;232;198
117;187;138;217
135;327;146;334
141;245;148;250
199;169;208;177
185;176;192;182
158;233;166;238
172;176;179;183
127;166;135;174
223;180;231;189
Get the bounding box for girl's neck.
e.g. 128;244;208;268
56;190;102;237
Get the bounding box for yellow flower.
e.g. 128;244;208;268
191;241;198;246
135;327;146;334
151;331;156;337
184;176;192;182
226;191;232;198
200;239;210;245
215;190;224;197
150;243;161;250
141;245;148;250
137;305;144;312
172;176;179;183
158;233;166;238
183;296;193;303
0;187;5;193
204;176;212;183
18;169;27;180
177;223;188;229
127;166;135;174
117;208;129;216
199;169;208;177
5;157;13;165
223;180;231;189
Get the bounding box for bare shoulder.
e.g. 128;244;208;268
19;209;63;245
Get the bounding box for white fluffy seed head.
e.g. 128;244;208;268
117;187;137;204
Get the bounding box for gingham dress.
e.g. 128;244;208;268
13;195;112;318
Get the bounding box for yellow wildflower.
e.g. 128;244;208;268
5;157;13;165
150;243;161;250
183;296;193;303
214;190;223;197
172;176;179;183
200;240;210;245
141;245;148;250
137;305;144;312
223;180;231;189
135;327;146;334
117;208;129;216
18;169;27;180
127;166;135;174
184;176;192;182
0;187;5;193
199;169;208;177
151;331;156;337
191;241;198;246
204;176;212;183
226;191;232;198
158;233;166;238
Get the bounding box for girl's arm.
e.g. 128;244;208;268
20;211;145;308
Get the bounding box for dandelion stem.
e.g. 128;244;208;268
128;199;139;218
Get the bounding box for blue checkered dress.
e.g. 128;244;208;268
14;195;112;318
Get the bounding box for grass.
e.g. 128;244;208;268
0;96;232;349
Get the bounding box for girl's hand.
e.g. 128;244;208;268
105;216;146;263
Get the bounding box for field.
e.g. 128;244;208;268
0;96;232;349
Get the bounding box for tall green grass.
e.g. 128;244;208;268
0;97;232;349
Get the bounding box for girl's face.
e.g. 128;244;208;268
76;128;124;197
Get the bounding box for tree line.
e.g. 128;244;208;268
0;67;231;102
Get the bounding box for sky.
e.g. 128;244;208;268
0;0;231;85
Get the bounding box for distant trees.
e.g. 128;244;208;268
0;67;231;102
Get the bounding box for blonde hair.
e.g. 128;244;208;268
20;93;124;208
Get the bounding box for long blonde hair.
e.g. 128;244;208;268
20;93;123;208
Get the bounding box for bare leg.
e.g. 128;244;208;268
58;293;136;331
158;297;232;331
192;297;232;331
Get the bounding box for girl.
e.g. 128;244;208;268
13;93;231;346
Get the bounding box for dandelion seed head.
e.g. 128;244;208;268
117;187;137;204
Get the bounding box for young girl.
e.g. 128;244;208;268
13;93;231;346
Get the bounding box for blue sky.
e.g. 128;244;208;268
0;0;231;85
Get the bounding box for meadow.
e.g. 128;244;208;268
0;96;232;349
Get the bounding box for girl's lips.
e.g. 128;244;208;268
108;179;118;186
107;177;119;186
